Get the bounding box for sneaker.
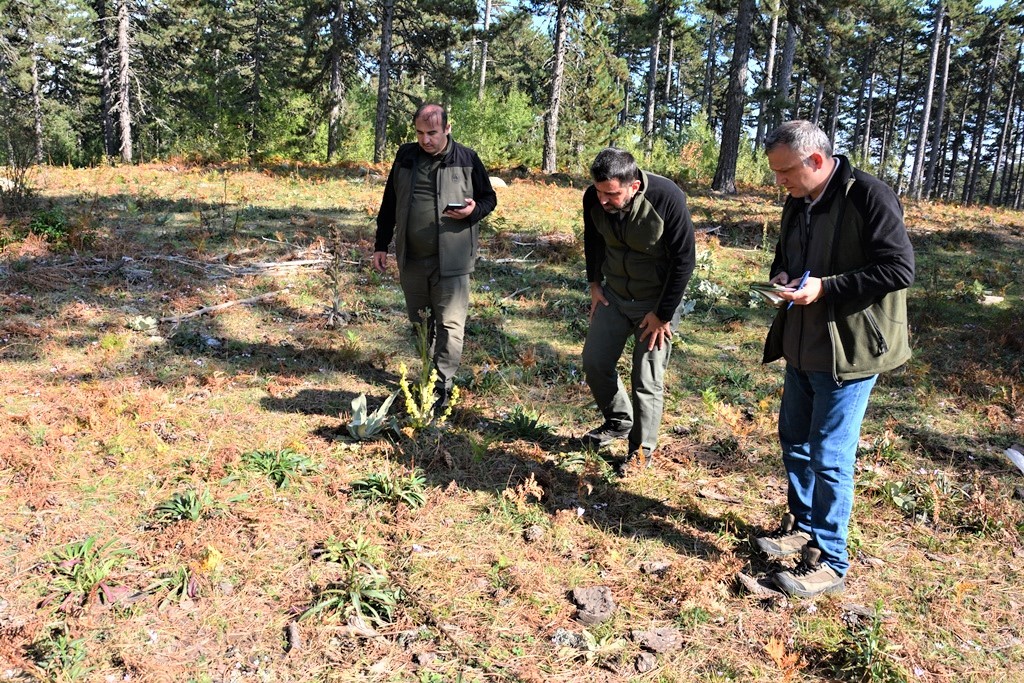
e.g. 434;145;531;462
616;447;654;476
772;545;845;598
581;420;631;449
753;513;812;558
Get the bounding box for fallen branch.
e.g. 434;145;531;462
160;288;289;323
500;286;531;302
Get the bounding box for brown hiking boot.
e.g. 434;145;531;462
772;545;845;598
753;513;812;558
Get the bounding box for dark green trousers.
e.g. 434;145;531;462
398;255;470;391
582;287;684;452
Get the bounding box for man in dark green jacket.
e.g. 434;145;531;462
754;120;914;598
373;104;497;409
581;147;696;475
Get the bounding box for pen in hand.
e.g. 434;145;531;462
787;270;811;310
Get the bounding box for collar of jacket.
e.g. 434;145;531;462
621;170;650;220
807;154;854;211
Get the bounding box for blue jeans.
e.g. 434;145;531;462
779;366;877;576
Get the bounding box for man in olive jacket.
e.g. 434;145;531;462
373;104;497;409
581;147;696;475
754;120;914;598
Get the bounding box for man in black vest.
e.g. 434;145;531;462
580;147;696;475
373;104;497;411
754;120;914;597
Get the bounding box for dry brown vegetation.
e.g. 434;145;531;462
0;164;1022;682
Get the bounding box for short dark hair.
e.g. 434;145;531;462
764;120;833;158
590;147;639;184
413;103;448;128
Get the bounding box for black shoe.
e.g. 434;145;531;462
617;447;654;476
581;420;631;449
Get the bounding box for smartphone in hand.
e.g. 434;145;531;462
446;202;466;210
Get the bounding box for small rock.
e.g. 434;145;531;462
571;585;616;625
736;572;786;599
1014;487;1024;501
635;651;658;673
631;627;683;653
489;176;508;188
639;560;671;576
412;652;436;666
550;628;585;649
523;525;545;542
284;621;301;653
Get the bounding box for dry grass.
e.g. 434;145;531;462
0;164;1022;682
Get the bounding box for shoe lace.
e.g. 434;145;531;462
790;559;819;577
764;526;793;540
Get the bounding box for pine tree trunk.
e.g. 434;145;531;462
373;0;394;164
909;1;942;199
327;0;346;162
93;0;117;160
31;52;44;164
963;35;1001;205
879;36;905;184
945;105;967;201
542;0;569;174
643;10;663;155
661;33;673;132
755;0;779;147
924;15;951;198
986;42;1019;204
478;0;491;100
116;0;132;163
811;39;829;126
775;18;797;126
860;67;875;164
711;0;754;194
701;15;717;120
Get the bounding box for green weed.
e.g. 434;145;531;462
347;391;398;440
241;448;319;488
397;319;459;431
496;404;553;441
313;535;383;570
152;487;218;525
43;536;133;610
834;602;907;682
28;206;69;242
28;626;92;680
351;468;427;509
301;569;401;626
146;566;198;607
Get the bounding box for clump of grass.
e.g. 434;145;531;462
42;537;133;611
301;570;401;626
497;404;553;441
27;626;92;681
304;535;400;626
241;448;319;488
834;602;907;682
351;468;427;509
151;487;218;525
146;566;199;607
313;535;384;569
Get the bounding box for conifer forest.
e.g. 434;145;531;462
1;0;1023;206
